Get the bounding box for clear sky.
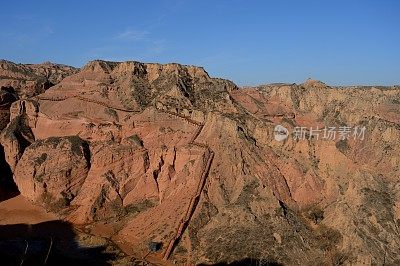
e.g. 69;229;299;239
1;0;399;86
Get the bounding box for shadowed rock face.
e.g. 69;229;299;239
0;220;130;265
0;60;78;98
1;60;400;265
0;87;18;130
0;60;78;130
0;144;18;201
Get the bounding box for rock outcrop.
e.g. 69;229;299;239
0;60;78;98
0;87;18;130
1;59;400;265
0;60;78;132
14;136;90;211
0;60;78;130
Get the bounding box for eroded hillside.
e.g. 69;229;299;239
1;60;400;265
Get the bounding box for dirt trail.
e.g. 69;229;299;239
36;95;141;113
155;108;214;261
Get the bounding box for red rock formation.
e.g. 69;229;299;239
0;60;78;130
1;59;400;265
14;136;90;210
0;60;78;98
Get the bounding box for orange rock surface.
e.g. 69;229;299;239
1;60;400;265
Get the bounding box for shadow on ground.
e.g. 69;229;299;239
198;258;283;266
0;220;118;265
0;144;19;202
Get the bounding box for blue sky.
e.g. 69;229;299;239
1;0;399;86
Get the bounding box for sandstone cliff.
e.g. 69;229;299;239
0;60;78;130
1;60;400;265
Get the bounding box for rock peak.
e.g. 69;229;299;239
302;78;328;89
82;59;210;80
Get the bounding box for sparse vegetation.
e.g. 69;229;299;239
315;225;342;251
335;139;349;154
65;136;86;157
34;153;48;165
33;173;44;183
304;206;324;224
104;107;118;120
124;199;156;215
127;134;143;147
41;192;70;212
